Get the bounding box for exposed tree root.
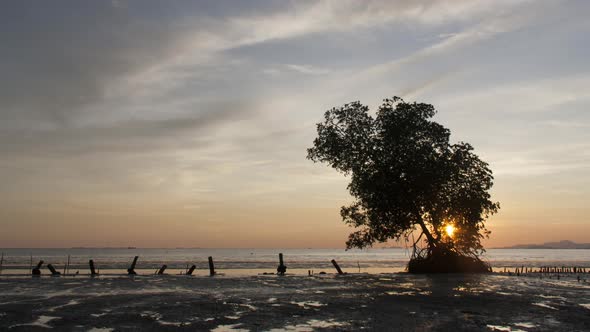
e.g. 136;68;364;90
407;247;491;273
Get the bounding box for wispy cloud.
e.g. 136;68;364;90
286;64;331;75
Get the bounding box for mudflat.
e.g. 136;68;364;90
0;273;589;331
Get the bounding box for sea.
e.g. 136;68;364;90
1;248;589;276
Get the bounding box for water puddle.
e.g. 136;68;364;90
267;319;348;331
486;325;526;332
538;294;566;301
211;323;249;332
386;291;415;296
290;301;326;308
239;304;257;311
48;299;80;312
514;322;537;328
157;320;185;326
386;290;431;296
532;302;558;310
10;315;60;329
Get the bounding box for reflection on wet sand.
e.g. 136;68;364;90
0;274;588;331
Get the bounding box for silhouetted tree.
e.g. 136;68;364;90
308;97;499;270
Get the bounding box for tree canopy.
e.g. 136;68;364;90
307;97;499;259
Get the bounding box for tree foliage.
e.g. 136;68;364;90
307;97;499;258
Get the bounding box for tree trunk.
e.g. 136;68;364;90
417;217;436;250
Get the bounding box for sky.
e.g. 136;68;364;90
1;0;589;248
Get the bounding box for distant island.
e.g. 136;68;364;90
495;240;590;249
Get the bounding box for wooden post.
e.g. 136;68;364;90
187;265;196;275
32;260;43;276
157;265;167;275
128;256;139;275
0;252;3;275
277;253;287;275
89;259;98;276
331;259;344;275
47;264;61;276
208;256;215;276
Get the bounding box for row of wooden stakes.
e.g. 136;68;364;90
26;253;347;277
501;266;589;275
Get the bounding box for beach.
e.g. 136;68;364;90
1;273;589;331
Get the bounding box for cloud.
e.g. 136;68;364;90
0;98;257;158
285;64;331;75
439;74;590;115
0;0;534;133
357;6;539;81
0;2;197;127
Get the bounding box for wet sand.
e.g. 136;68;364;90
0;273;589;331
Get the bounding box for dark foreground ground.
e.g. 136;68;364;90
0;273;589;331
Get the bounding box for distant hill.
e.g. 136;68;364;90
496;240;590;249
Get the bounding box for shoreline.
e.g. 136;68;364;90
1;266;589;277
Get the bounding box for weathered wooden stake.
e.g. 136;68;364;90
128;256;139;275
32;260;43;276
157;265;167;275
277;253;287;275
63;255;70;275
187;265;196;275
331;259;344;275
47;264;61;276
89;259;98;276
208;256;215;276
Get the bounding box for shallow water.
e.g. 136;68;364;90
0;248;588;276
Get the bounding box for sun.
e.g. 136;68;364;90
445;224;456;238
